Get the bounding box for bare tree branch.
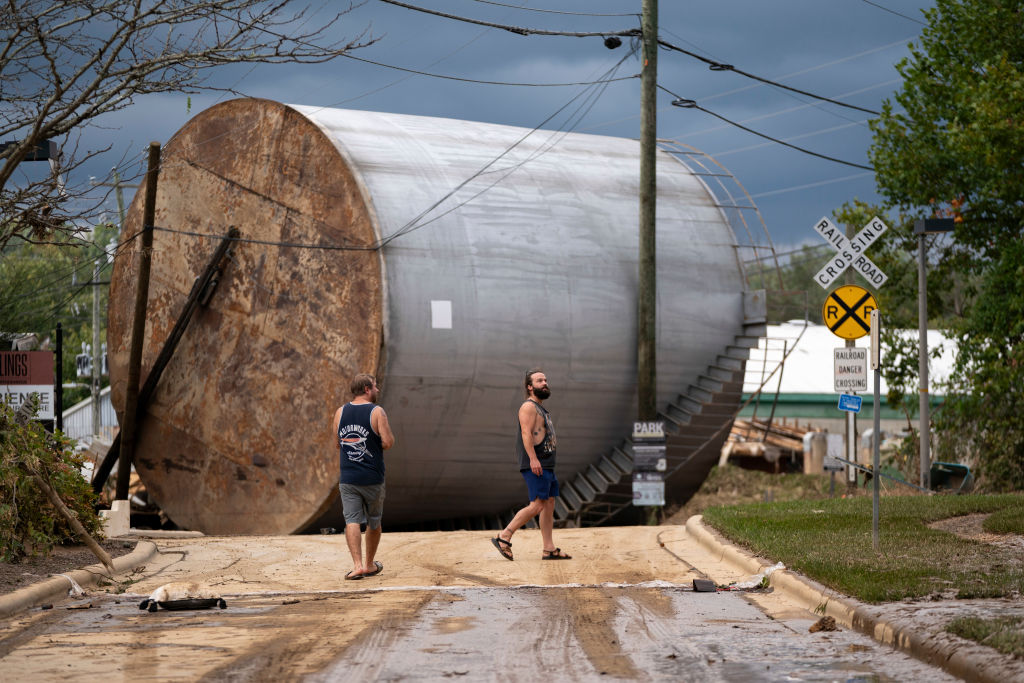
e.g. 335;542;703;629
1;0;374;249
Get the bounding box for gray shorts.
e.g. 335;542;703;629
339;482;385;529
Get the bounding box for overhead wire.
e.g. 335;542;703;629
377;0;640;38
748;172;875;199
859;0;926;25
338;52;638;87
710;119;870;158
656;38;881;115
659;85;874;171
467;0;638;17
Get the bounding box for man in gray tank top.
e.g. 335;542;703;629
491;368;572;561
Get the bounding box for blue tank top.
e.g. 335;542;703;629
338;402;385;486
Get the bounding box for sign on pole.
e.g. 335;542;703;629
632;420;665;507
838;394;863;413
822;285;878;340
0;351;55;420
811;216;889;289
834;347;868;392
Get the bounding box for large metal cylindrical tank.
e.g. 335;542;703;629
108;98;748;534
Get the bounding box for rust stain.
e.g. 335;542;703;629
108;99;382;534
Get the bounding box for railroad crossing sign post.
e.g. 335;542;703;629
812;216;889;289
813;214;888;491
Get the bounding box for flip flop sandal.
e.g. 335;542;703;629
362;561;384;577
344;570;363;580
491;536;514;561
542;548;572;560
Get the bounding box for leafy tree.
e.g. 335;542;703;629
0;400;102;562
1;1;373;249
868;0;1024;490
1;223;118;405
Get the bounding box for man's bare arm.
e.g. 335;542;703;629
372;406;396;450
518;402;543;475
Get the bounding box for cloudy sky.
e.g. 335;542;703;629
74;0;933;252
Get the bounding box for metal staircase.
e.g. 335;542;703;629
547;320;766;528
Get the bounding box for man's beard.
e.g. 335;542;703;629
533;386;551;400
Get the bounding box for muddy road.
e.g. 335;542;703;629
0;526;957;681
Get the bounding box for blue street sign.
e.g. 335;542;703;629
838;394;862;413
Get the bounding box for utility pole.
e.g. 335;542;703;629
638;0;658;420
92;259;101;438
91;168;138;439
117;143;160;502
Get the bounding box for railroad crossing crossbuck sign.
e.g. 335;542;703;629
812;216;889;289
822;285;877;340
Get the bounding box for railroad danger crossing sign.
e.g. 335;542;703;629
812;216;889;289
822;285;877;340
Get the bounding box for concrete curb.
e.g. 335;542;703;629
685;515;999;683
0;540;158;620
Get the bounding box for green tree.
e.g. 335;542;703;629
868;0;1024;491
0;223;117;405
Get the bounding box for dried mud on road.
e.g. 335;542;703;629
0;526;962;681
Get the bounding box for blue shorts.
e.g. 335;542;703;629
521;469;559;501
339;482;385;529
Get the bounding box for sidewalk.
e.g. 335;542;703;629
1;519;1020;682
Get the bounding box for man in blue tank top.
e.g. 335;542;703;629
332;373;395;580
491;368;572;561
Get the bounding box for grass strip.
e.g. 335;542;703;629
701;493;1024;603
983;505;1024;534
947;615;1024;658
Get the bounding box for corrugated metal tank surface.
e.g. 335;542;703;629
107;98;746;534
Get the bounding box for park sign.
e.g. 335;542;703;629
812;216;889;289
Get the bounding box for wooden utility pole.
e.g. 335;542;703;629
116;142;160;501
638;0;658;420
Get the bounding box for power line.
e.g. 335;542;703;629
748;171;875;199
656;38;881;116
377;0;640;38
467;0;638;17
859;0;926;25
340;52;638;87
711;119;869;158
660;85;874;171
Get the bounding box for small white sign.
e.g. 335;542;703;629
430;300;452;329
834;347;868;392
632;472;665;506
